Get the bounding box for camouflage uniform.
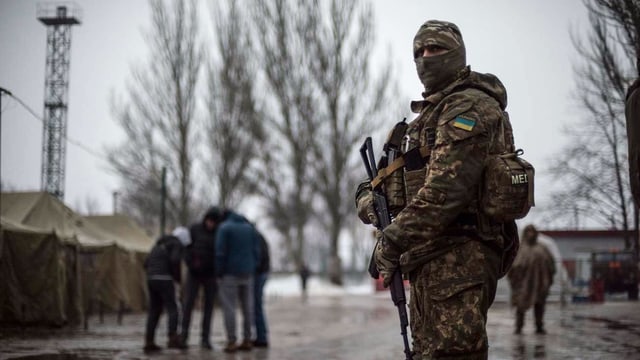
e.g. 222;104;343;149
357;20;512;359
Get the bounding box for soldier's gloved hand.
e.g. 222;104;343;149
355;181;378;226
357;192;379;226
374;229;402;288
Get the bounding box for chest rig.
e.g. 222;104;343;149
370;102;437;217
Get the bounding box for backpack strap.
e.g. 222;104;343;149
370;145;430;189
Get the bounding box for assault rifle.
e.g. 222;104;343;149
360;135;412;360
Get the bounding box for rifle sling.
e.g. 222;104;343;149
371;145;431;190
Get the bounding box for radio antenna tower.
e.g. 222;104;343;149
37;2;81;200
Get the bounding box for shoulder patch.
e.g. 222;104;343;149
452;116;476;131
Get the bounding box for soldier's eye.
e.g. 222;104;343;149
426;45;446;53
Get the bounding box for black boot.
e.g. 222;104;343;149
143;336;162;353
168;334;187;349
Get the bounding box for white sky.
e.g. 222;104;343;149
1;0;588;226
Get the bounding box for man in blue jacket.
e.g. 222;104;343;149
215;210;261;353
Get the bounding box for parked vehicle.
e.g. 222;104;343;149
591;250;639;300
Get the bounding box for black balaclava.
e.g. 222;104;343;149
413;20;467;95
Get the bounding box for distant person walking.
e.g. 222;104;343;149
507;224;556;334
215;210;261;353
299;263;311;301
181;207;223;349
143;227;189;353
253;230;271;347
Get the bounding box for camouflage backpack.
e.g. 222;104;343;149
480;112;534;278
480;113;535;222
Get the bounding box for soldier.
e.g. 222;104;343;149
507;225;555;335
356;20;519;359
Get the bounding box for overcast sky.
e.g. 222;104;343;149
0;0;588;225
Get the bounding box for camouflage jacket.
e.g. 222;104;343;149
383;67;510;266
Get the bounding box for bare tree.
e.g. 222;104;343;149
205;2;263;209
547;0;639;243
250;0;319;273
108;0;202;232
300;0;396;284
246;0;400;283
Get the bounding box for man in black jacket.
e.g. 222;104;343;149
181;207;223;349
143;231;186;353
253;230;270;347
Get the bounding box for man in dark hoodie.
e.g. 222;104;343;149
180;206;223;349
143;228;188;353
356;20;515;359
215;210;261;353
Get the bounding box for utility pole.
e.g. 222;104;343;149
37;3;82;200
0;87;11;171
112;191;119;215
160;167;167;236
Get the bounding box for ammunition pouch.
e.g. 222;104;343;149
480;149;535;221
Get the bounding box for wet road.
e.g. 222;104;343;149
1;294;639;359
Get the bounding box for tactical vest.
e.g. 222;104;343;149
376;98;534;226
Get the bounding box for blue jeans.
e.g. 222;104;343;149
254;273;269;343
218;275;254;343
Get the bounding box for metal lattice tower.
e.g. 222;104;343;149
37;3;81;200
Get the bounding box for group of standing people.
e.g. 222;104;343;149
143;206;270;354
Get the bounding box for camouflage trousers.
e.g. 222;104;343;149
408;240;500;360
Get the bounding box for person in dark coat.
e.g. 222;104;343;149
253;230;270;347
180;206;224;349
215;210;261;353
143;228;188;353
299;263;311;301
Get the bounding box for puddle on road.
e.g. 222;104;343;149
8;356;87;360
572;315;640;335
6;350;123;360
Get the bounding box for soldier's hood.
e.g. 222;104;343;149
463;71;508;110
413;68;508;112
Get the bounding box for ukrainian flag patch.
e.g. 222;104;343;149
453;116;476;131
